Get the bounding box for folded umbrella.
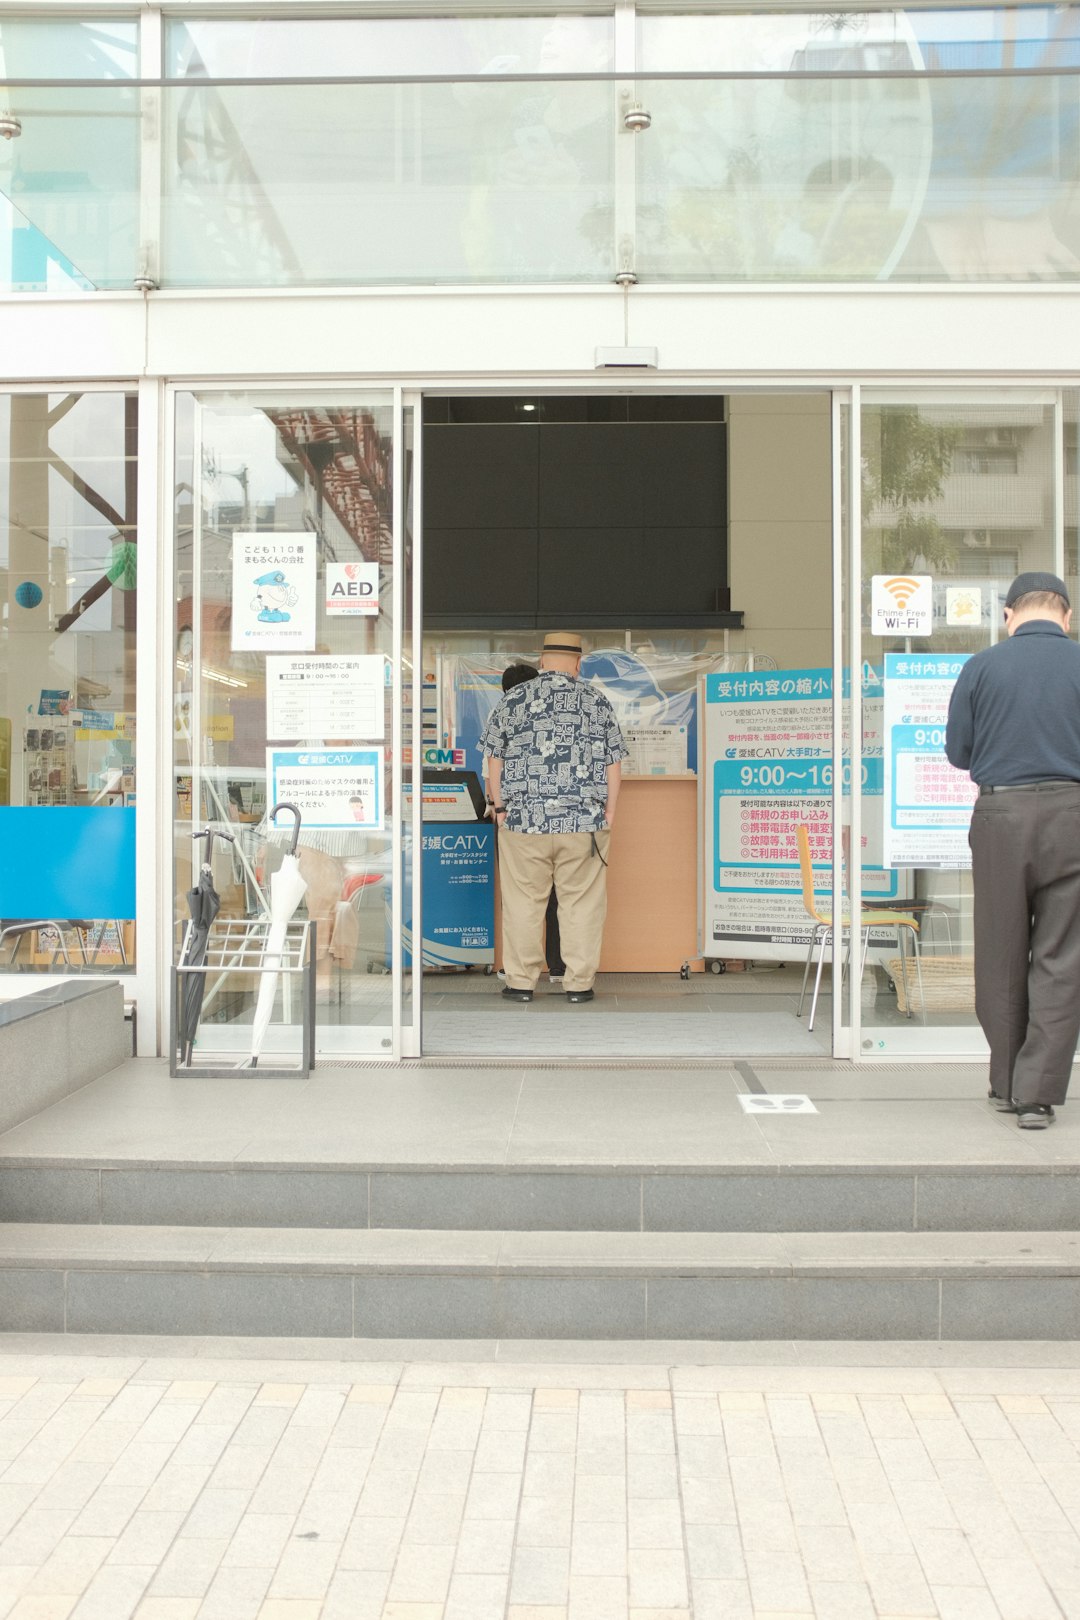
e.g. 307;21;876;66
178;827;234;1066
244;802;308;1068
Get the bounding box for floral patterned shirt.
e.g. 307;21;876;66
480;671;628;833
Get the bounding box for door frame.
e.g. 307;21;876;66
406;380;851;1060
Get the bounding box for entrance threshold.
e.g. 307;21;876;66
421;966;833;1061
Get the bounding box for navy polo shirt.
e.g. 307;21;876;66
945;620;1080;787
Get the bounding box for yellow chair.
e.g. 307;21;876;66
794;823;923;1031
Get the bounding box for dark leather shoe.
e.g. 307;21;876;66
1017;1103;1055;1128
501;986;533;1003
566;988;595;1003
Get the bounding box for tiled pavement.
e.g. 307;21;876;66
3;1342;1080;1618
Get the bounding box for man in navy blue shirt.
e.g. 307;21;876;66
946;571;1080;1128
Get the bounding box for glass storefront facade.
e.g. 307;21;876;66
1;4;1079;1061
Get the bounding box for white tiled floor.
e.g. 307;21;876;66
2;1340;1080;1619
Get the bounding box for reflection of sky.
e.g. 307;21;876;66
639;6;1080;73
0;21;135;79
199;409;297;513
167;15;613;80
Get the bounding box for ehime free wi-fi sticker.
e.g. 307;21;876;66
870;574;933;637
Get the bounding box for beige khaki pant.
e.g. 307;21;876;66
498;829;610;992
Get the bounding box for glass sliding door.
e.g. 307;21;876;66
173;389;406;1059
850;389;1060;1055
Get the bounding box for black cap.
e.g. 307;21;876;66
1005;570;1071;609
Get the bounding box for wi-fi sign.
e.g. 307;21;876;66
884;576;921;608
871;573;933;636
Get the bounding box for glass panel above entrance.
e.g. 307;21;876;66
173;391;397;1062
3;31;1080;288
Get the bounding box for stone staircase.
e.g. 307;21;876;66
2;1087;1079;1339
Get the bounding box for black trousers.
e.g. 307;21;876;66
970;783;1080;1106
544;888;565;975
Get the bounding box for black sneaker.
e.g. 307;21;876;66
501;986;533;1003
566;988;595;1003
1017;1103;1055;1129
988;1090;1016;1112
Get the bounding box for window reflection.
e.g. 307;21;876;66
0;392;138;973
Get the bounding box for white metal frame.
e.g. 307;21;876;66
402;391;425;1058
163;381;403;1058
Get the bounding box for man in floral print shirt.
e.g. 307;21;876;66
481;632;627;1004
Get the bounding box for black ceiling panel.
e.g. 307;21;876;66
538;527;724;618
424;424;538;528
424;526;537;617
538;423;726;529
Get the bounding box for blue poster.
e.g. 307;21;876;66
883;653;977;868
701;666;898;959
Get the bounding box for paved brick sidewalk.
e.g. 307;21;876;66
1;1349;1080;1620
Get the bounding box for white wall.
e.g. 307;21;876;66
2;285;1080;385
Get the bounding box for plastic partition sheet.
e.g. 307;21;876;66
444;647;742;779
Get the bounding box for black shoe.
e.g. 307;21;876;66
501;986;533;1003
566;988;595;1003
988;1090;1016;1112
1017;1103;1055;1129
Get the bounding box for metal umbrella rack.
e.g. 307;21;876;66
171;814;317;1078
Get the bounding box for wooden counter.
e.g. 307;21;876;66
600;777;699;973
493;777;700;975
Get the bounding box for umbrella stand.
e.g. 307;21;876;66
176;826;235;1067
169;917;316;1078
242;801;309;1070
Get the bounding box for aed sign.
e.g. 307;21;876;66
871;575;933;638
326;561;379;617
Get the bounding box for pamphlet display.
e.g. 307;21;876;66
402;823;495;968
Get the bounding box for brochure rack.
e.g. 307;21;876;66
170;918;316;1078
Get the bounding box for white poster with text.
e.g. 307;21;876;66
266;654;384;741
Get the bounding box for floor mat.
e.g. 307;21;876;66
423;1008;826;1058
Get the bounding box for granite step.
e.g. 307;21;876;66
1;1224;1078;1339
1;1158;1078;1233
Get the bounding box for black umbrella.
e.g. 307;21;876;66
178;827;234;1066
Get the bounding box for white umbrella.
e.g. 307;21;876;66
244;802;308;1068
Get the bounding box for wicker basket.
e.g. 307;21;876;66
888;955;975;1015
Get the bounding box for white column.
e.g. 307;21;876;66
134;377;165;1054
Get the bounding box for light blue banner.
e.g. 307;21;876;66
0;807;136;918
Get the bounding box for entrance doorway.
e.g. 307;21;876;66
416;390;840;1060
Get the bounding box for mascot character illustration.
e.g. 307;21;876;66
252;569;299;624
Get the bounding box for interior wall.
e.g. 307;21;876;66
727;393;832;670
